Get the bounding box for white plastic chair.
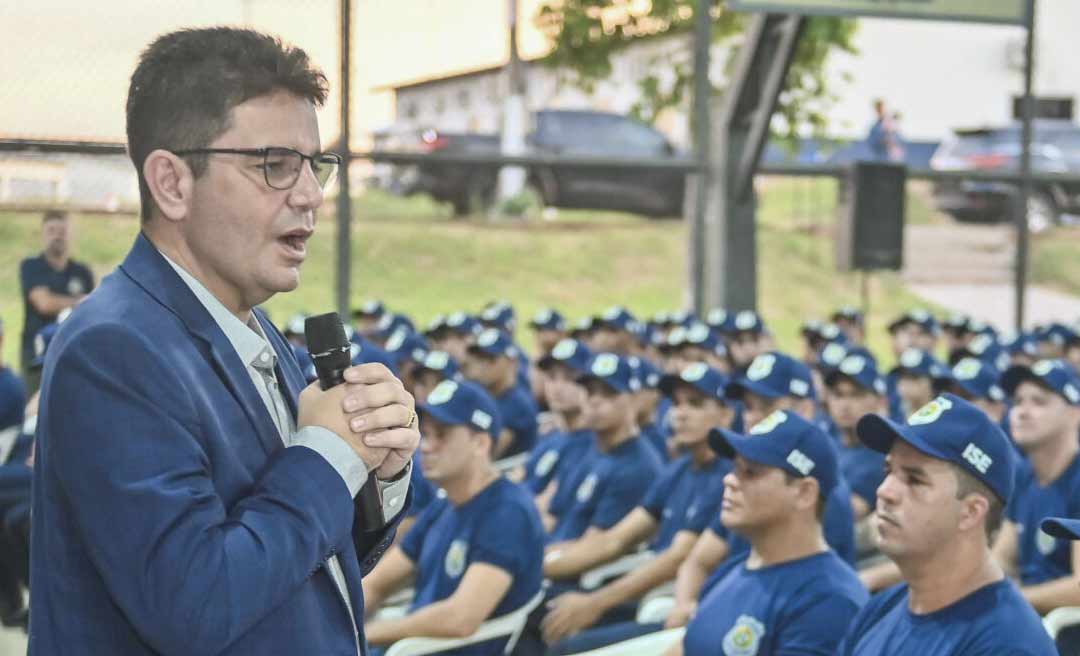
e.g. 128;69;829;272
580;550;655;591
571;627;685;656
635;593;675;625
383;587;545;656
1044;606;1080;641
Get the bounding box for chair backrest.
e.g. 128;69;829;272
572;627;685;656
384;585;546;656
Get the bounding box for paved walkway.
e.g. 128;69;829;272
909;283;1080;331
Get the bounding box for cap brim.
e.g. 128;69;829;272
824;370;872;393
856;413;951;462
707;427;778;467
1000;365;1040;397
577;373;627;394
1042;517;1080;540
725;378;782;401
417;402;465;429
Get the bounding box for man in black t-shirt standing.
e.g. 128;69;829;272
18;211;94;392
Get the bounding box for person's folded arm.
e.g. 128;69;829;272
365;563;513;645
1022;541;1080;614
47;323;358;656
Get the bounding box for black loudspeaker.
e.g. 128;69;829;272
836;161;906;271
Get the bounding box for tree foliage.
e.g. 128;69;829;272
533;1;858;138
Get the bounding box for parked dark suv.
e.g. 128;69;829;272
385;109;686;217
930;119;1080;232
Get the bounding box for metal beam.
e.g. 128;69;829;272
336;0;353;318
688;0;713;315
1014;0;1036;331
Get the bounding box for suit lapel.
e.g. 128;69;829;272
118;234;284;458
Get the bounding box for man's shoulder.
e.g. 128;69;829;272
19;254;46;276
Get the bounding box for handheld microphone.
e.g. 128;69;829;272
305;312;386;531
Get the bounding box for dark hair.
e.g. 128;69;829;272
126;27;329;222
42;210;68;224
952;465;1004;545
782;472;827;520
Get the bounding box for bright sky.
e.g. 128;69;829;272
0;0;551;146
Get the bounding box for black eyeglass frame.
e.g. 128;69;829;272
171;146;342;190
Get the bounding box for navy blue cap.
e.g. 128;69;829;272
802;320;848;345
726;310;765;335
569;316;597;336
468;328;520;360
705;308;733;332
669;310;698;328
956;333;1011;373
661;326;688;352
1004;331;1040;358
831;306;864;326
659;362;729;402
709;410;839;495
444;312;482;336
825;353;887;396
419;379;503;440
352;300;386;319
728;352;816;401
30;322;61;369
412;350;461;379
1001;359;1080;406
1042;517;1080;540
480;301;516;332
629;356;663;390
857;393;1016;502
595;306;638;333
891;348;950;380
948;358;1005;403
577;353;641;394
1037;323;1080;348
530;308;566;332
651;311;674;327
538;338;593;374
678;322;726;356
374;312;416;340
383;327;430;363
888;309;940;336
966;318;998;339
943;313;972;334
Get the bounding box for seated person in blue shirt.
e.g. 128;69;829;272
350;299;386;339
668;322;730;376
824;354;888;523
523;341;595;507
528;309;568;405
719;310;769;375
944;357;1008;427
0;318;27;436
839;394;1055;655
426;312;481;365
890;348;950;420
410;350;462;405
591;306;640;357
545;353;663;547
832;306;866;346
540;363;734;651
630;356;670;460
665;410;869;656
362;380;544;654
725;350;858;563
463;329;538;458
991;359;1080;614
886;311;941;419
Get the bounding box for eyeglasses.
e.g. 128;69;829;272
172;147;341;190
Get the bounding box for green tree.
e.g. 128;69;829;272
534;1;857;139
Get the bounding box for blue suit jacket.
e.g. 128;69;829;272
30;234;406;655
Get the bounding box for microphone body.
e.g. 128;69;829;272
305;312;386;531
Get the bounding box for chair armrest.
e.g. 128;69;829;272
580;550;655;591
385;586;546;656
1044;606;1080;640
635;595;675;625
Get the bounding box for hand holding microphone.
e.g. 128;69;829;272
300;313;421;530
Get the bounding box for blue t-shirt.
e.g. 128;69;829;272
407;452;437;518
640;455;729;550
707;479;857;566
522;428;594;496
838;444;885;511
0;366;27;434
640;422;669;462
1007;453;1080;585
349;333;399;375
548;437;662;544
683;551;868;656
885;372;905;423
495;385;539;458
19;253;95;367
400;477;544;656
838;580;1055;655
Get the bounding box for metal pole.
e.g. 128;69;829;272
496;0;528;207
690;0;712;314
1014;0;1035;332
336;0;353;317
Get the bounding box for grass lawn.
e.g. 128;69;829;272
1;181;944;368
1031;226;1080;297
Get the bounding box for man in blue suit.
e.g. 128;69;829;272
30;28;420;655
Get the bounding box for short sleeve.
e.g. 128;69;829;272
773;592;866;656
19;258;41;296
591;469;651;530
641;462;681;520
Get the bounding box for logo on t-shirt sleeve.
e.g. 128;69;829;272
723;614;765;656
444;539;469;578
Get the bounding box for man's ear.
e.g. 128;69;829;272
957;493;990;534
794;477;820;514
143;149;195;222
